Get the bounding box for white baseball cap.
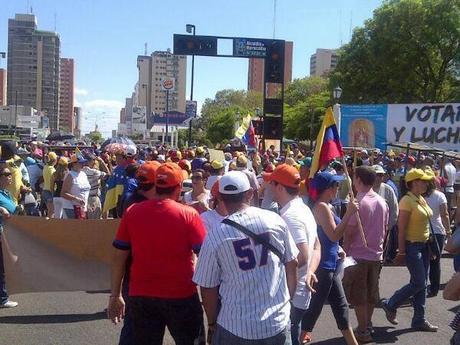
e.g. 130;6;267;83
372;164;385;174
219;171;250;195
126;146;137;156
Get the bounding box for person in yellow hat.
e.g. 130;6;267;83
191;147;207;171
206;160;224;190
381;168;438;332
42;151;58;215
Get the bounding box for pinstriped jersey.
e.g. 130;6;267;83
193;206;298;340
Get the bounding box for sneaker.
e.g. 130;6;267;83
413;320;438;332
0;300;18;308
381;299;399;325
354;328;373;344
367;321;374;335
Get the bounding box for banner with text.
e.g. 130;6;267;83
387;104;460;151
340;103;460;151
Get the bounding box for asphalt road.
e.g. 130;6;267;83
0;254;458;345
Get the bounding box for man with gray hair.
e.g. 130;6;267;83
194;171;298;344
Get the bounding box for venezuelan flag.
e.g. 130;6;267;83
102;165;126;213
242;119;257;148
309;107;343;178
235;114;252;139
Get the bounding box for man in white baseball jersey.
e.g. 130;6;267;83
269;164;321;345
193;171;298;345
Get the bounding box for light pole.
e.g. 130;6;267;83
186;24;195;147
333;85;342;134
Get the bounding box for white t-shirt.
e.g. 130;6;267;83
200;209;225;233
425;190;448;235
280;197;317;310
193;206;298;340
62;170;91;211
183;190;211;208
205;175;221;190
445;163;457;193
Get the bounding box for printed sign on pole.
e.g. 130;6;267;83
160;78;175;91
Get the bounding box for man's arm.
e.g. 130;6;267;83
107;248;129;324
285;259;298;298
200;287;220;326
306;237;321;292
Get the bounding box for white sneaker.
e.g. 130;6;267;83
0;300;18;308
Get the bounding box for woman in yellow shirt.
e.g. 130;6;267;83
381;168;438;332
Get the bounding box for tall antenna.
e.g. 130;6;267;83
54;12;57;32
26;0;29;12
273;0;277;39
144;43;148;55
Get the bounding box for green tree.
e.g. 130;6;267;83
330;0;460;103
192;89;263;145
87;130;103;144
282;76;330;142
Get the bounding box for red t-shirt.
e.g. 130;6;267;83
114;199;206;298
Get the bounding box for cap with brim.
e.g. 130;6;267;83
211;160;224;170
404;168;433;183
155;162;184;188
137;161;161;185
70;154;87;164
267;164;301;188
372;164;385;174
299;157;312;168
309;172;344;200
219;171;250;195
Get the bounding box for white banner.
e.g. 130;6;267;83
387;103;460;150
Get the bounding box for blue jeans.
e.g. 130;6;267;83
428;234;446;295
0;236;8;304
290;306;305;345
213;325;292;345
386;242;429;326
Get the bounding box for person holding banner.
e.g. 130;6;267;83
0;166;19;308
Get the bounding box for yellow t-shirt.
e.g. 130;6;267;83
399;192;432;242
43;165;56;191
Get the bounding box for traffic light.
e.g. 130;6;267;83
263;116;283;139
264;40;285;83
173;34;218;56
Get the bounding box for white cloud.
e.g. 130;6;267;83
80;99;124;137
75;88;89;96
84;99;124;110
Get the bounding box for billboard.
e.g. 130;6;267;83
153;111;190;125
340;105;388;149
340;103;460;151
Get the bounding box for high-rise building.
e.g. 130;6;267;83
7;14;61;131
0;69;6;106
137;49;187;116
310;49;338;77
247;41;293;97
59;58;74;133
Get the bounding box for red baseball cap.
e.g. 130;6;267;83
155;162;184;188
267;164;301;188
136;161;161;185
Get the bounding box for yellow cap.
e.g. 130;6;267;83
48;152;58;161
405;168;434;183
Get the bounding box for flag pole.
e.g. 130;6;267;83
341;157;367;247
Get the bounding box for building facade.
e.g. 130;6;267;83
7;14;61;131
247;41;293;97
0;69;6;106
59;58;74;133
310;49;338;77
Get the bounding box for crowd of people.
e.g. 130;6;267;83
0;139;460;344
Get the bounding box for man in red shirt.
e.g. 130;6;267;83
108;162;207;345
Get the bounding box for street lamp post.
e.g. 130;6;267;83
333;85;342;134
186;24;196;147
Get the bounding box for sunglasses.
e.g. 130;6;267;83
1;172;12;177
191;175;203;181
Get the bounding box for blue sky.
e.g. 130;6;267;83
0;0;383;137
